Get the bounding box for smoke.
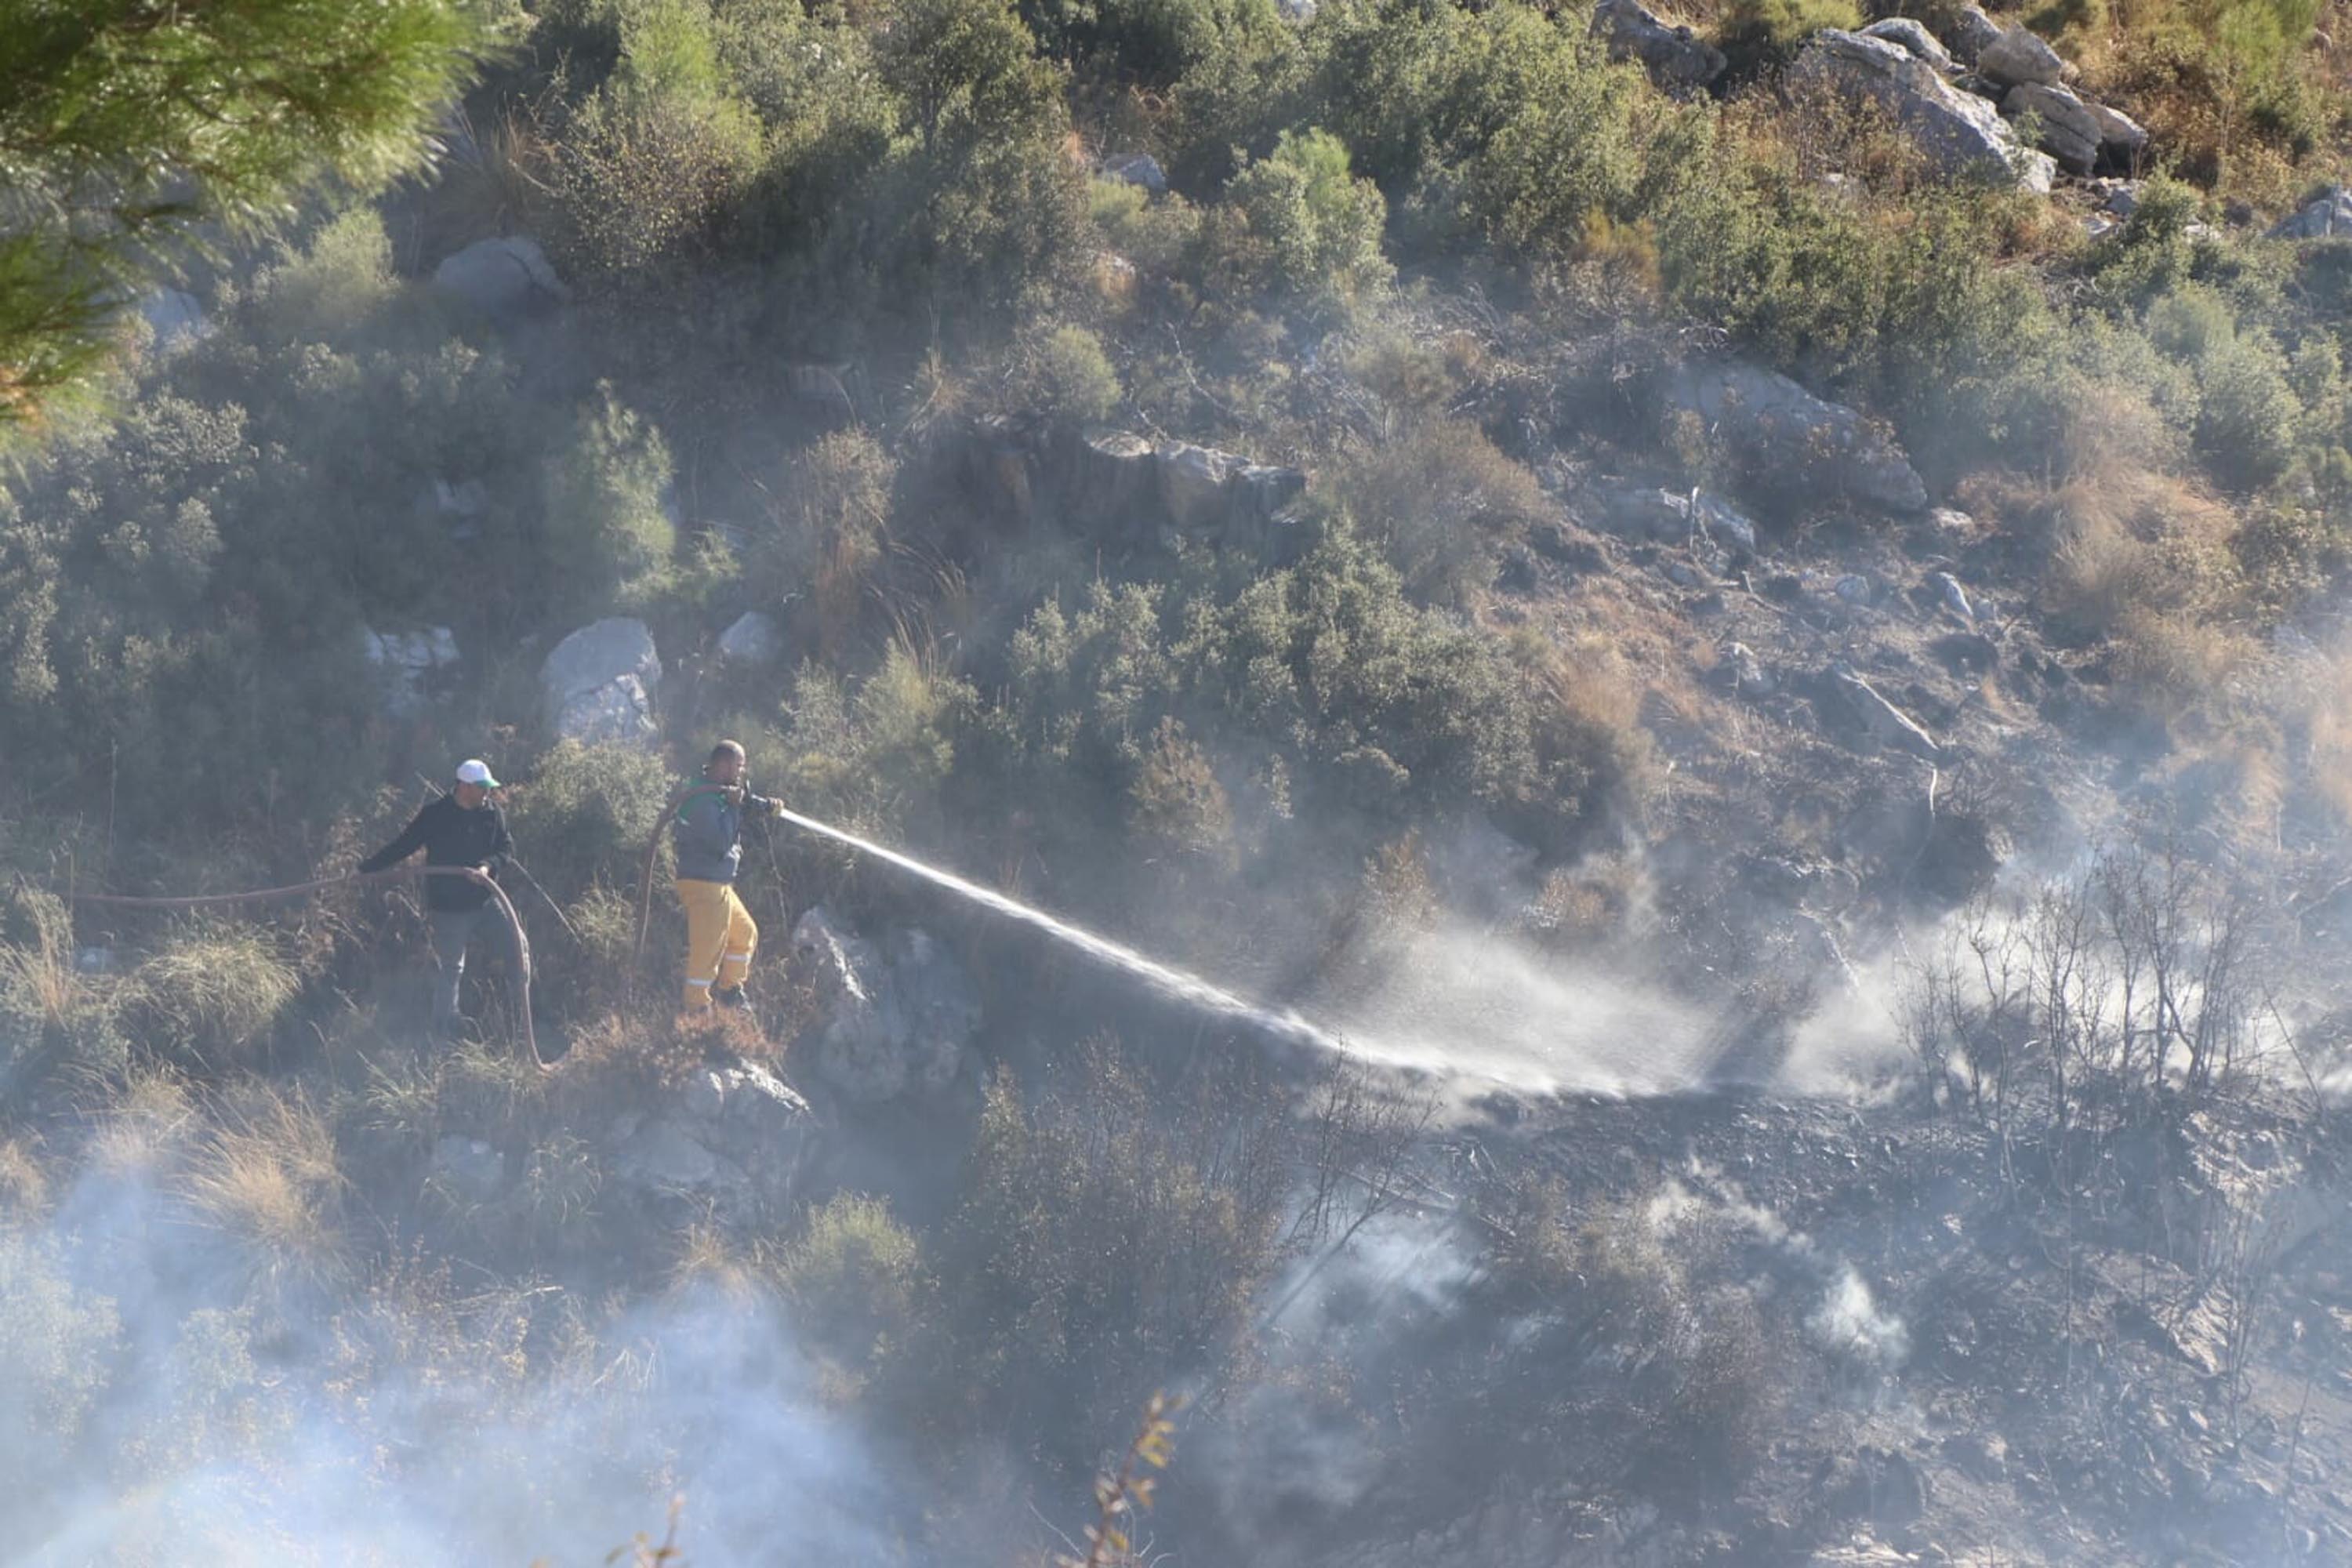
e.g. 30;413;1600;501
1808;1266;1910;1371
1305;925;1722;1095
6;1163;901;1566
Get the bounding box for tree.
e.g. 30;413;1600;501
0;0;485;426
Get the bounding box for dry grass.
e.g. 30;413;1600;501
84;1066;198;1178
128;918;301;1069
180;1089;350;1292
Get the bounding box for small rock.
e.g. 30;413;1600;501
2101;181;2143;217
428;1135;506;1206
1835;573;1873;604
716;611;783;666
2087;100;2148;161
1101;153;1167;194
138;289;210;354
1722;641;1774;699
1978;26;2066;88
1935;571;1976;623
364;626;461;717
1591;0;1726;93
75;946;116;975
1860;16;1953;71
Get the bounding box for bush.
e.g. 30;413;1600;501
779;1192;930;1392
1218;128;1392;310
1713;0;1863;80
775;641;976;838
1010;322;1123;423
503;740;675;907
752;430;897;655
542;383;681;614
935;1047;1287;1455
0;889;127;1108
125;919;301;1071
1328;418;1554;607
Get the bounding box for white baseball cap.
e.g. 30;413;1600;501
455;759;501;788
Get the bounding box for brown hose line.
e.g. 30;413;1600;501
67;866;545;1070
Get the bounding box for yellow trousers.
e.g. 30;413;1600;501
675;878;757;1010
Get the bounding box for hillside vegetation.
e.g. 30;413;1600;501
2;0;2351;1562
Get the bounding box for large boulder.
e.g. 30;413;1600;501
2002;81;2103;174
1156;442;1309;553
2088;100;2149;164
430;236;569;319
1942;5;2006;67
138;288;210;354
1067;430;1162;540
1860;16;1951;72
1590;0;1726;94
790;906;980;1105
716;611;783;666
2270;186;2352;240
1790;32;2054;193
541;618;662;749
1661;361;1931;514
363;626;459;717
1977;24;2065;88
605;1057;815;1225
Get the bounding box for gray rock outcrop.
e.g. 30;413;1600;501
2270;186;2352;239
1102;153;1168;194
1944;5;2006;67
541;618;662;749
1789;32;2055;193
791;906;981;1105
1661;361;1931;514
605;1057;815;1225
2002;81;2103;174
364;626;459;717
1860;16;1952;71
1977;25;2065;88
1591;0;1726;93
716;611;783;666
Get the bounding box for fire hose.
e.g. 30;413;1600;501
67;866;545;1070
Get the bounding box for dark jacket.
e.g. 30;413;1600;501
672;779;777;884
359;794;514;911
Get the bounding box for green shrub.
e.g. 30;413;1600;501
1713;0;1864;80
502;740;675;908
779;1192;930;1389
543;383;681;613
1220;127;1393;309
1010;322;1124;423
1329;418;1553;607
775;641;977;838
752;430;896;655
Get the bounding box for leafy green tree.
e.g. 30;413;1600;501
0;0;485;426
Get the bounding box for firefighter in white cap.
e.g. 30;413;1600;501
360;759;516;1038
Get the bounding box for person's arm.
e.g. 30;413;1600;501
482;806;514;879
357;805;431;874
744;786;787;820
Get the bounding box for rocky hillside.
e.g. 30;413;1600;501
1;0;2350;1562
